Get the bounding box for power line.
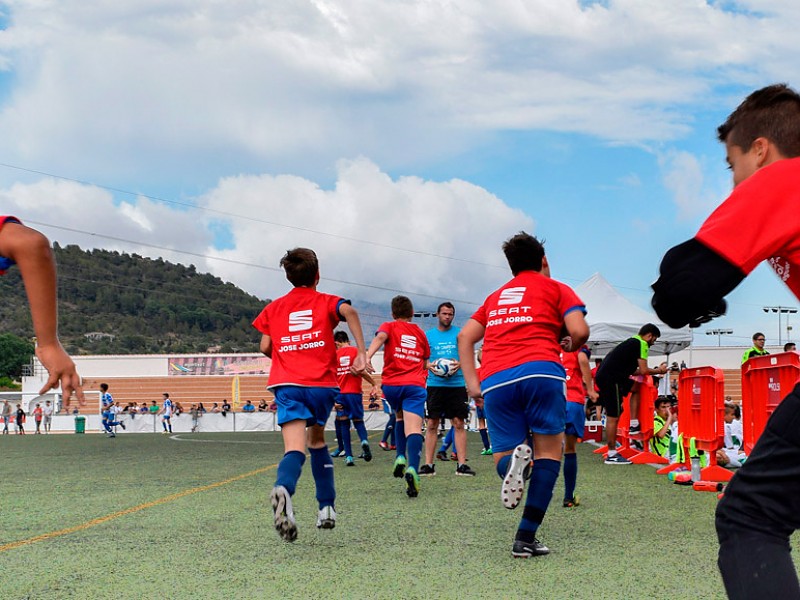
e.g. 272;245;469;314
0;161;507;270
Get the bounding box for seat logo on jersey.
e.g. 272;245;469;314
400;334;417;349
288;309;313;332
498;287;525;305
339;355;351;367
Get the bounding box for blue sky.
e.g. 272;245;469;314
1;0;800;347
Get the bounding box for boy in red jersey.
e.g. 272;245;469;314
333;330;379;465
0;217;83;403
458;232;589;557
560;342;596;507
366;295;430;497
253;247;367;542
651;84;800;598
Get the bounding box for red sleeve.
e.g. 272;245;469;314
558;283;585;317
471;303;487;326
252;306;270;335
695;160;800;275
421;332;430;360
377;322;392;336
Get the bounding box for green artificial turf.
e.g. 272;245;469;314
0;432;793;599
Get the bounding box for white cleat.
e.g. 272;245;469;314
316;505;337;530
501;444;532;510
270;485;298;542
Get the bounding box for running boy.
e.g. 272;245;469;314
253;247;367;542
0;217;83;403
160;393;173;434
366;296;430;498
651;83;800;598
458;232;589;557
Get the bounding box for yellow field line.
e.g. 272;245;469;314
0;462;279;554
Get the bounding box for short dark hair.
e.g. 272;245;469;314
655;396;671;408
753;332;765;341
784;342;796;352
717;84;800;157
391;295;414;319
280;247;319;287
725;401;741;420
163;393;169;398
638;323;662;338
100;383;108;392
502;232;545;276
334;330;349;343
437;302;455;314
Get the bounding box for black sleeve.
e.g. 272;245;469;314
651;238;745;329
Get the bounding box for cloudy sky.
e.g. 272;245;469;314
2;0;800;347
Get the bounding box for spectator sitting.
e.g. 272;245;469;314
649;397;675;458
149;400;159;414
258;399;268;412
174;402;184;416
242;400;255;413
221;399;231;417
210;403;220;413
716;402;747;468
197;403;207;414
139;403;148;414
268;401;277;412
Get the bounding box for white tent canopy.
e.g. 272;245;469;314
575;273;692;356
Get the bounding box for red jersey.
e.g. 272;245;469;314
695;158;800;299
252;287;346;389
0;216;21;275
336;345;363;394
471;271;585;381
377;320;430;387
561;350;585;404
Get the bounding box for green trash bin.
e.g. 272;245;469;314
74;415;86;434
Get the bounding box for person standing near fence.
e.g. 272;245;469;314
1;399;10;434
42;400;53;433
651;83;800;599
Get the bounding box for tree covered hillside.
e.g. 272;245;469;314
0;244;268;356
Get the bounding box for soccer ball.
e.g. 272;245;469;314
430;358;456;378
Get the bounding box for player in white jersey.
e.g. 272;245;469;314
159;393;173;434
100;383;125;437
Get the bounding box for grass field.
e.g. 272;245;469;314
0;431;795;599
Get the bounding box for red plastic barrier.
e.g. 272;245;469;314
603;379;668;464
741;352;800;455
677;367;731;482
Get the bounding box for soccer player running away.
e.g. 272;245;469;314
651;83;800;599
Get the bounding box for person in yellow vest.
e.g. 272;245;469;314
649;397;675;458
741;332;769;364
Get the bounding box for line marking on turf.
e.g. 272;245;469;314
169;434;280;444
0;462;280;554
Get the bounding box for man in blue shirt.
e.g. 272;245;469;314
419;302;476;477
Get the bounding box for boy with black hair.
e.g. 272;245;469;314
595;323;668;465
652;83;800;598
333;330;378;466
458;232;590;557
649;397;674;458
253;247;367;542
100;383;126;437
0;217;83;404
366;295;430;497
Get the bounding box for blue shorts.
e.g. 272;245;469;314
274;386;338;427
382;385;426;418
102;410;113;421
565;402;586;439
482;361;567;453
337;393;364;421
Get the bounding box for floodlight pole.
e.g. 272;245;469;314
763;306;798;346
706;329;733;347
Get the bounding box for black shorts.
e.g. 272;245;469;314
597;378;632;419
425;387;469;420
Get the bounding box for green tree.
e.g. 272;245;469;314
0;333;34;379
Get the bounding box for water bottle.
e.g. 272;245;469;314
690;456;702;482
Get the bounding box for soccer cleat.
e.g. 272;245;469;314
512;538;550;558
502;444;533;509
330;448;345;458
390;445;396;450
119;422;126;430
456;463;476;477
629;423;641;435
481;447;493;456
436;451;449;462
418;464;436;476
162;430;169;435
604;454;632;465
108;433;116;438
316;505;336;530
405;467;420;498
563;496;581;508
450;453;458;461
361;441;372;462
345;456;355;466
270;485;297;542
379;441;390;451
393;455;407;478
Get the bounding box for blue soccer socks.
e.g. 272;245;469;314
396;420;408;458
479;428;491;450
496;454;512;479
275;451;306;496
340;419;353;458
406;433;423;472
563;452;578;502
353;419;369;444
518;458;560;537
309;446;336;510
